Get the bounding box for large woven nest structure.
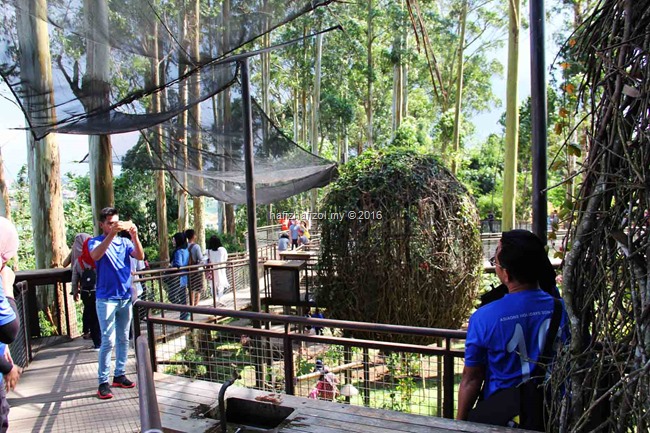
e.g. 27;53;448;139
552;1;650;431
316;147;482;344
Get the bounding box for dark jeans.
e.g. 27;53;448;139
81;290;101;347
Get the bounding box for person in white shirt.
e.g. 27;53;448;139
206;236;230;306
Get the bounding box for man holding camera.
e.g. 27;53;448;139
89;207;144;400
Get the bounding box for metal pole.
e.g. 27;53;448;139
241;58;261;315
530;0;548;243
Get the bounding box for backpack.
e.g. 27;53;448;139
188;243;199;266
79;267;96;291
77;238;96;291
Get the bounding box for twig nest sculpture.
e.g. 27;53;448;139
317;147;482;343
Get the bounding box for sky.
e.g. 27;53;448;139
0;3;569;185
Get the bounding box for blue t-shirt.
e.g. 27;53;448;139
0;278;16;326
89;235;135;300
278;237;290;251
172;248;190;287
464;288;570;399
289;223;301;240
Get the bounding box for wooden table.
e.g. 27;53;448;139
155;373;533;433
263;260;307;303
278;250;318;262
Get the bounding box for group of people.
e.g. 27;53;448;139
278;218;310;253
2;203;568;430
169;230;230;319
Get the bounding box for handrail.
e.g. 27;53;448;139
137;299;466;419
135;300;467;339
136;335;163;433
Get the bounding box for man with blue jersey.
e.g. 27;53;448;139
457;230;569;428
89;207;144;400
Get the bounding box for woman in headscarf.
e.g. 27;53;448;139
69;233;101;349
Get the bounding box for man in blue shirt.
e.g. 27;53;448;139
89;207;144;400
457;230;569;426
289;219;302;250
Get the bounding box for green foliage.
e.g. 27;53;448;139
205;228;245;254
12;166;35;270
38;311;57;337
318;147;482;343
63;173;94;245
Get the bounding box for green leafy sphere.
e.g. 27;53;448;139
317;147;482;342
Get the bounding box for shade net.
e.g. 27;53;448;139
0;0;338;204
0;0;332;138
121;80;337;205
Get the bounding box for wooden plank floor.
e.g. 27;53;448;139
5;271;268;433
7;337;140;433
154;374;530;433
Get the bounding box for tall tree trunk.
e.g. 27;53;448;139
450;0;467;175
84;0;114;233
177;0;189;232
364;0;374;151
151;19;169;262
17;0;68;271
261;1;273;225
0;148;10;220
502;0;521;231
391;0;408;138
310;33;323;212
188;0;204;249
222;0;236;236
293;86;299;144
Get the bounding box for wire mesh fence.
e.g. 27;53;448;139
10;281;30;369
138;301;466;419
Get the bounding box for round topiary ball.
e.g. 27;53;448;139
317;147;482;342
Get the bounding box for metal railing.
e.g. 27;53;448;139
12;268;74;368
136;335;163;433
134;300;466;419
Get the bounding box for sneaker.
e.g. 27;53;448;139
97;383;113;399
112;375;136;389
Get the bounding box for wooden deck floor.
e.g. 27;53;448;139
7;273;262;433
8;335;527;433
8;337;140;433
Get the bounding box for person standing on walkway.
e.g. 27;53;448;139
185;229;204;307
70;233;101;350
89;208;144;400
289;219;301;250
170;232;190;320
206;236;229;306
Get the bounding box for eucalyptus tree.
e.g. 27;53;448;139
188;0;205;248
83;0;114;230
501;0;521;231
15;0;68;271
